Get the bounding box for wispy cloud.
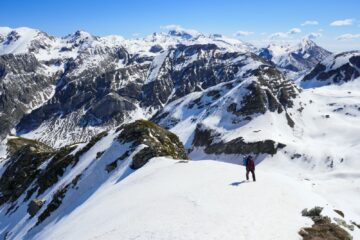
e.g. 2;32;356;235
160;24;200;35
269;28;301;39
336;33;360;40
307;32;322;40
269;32;290;39
161;24;183;30
301;20;319;26
234;31;254;37
330;19;354;26
288;28;301;34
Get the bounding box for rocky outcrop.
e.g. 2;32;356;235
299;207;353;240
0;137;54;204
27;199;45;217
192;124;285;155
0;131;108;207
117;120;188;169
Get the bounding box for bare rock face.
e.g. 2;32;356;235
192;123;286;155
0;137;54;204
27;199;45;217
117;120;188;169
299;207;353;240
0;54;57;139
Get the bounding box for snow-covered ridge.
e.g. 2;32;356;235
301;50;360;88
0;26;256;60
258;38;332;80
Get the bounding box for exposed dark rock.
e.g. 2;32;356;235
192;124;284;155
37;187;67;224
149;44;163;53
300;207;353;240
0;54;57;139
37;131;108;194
0;131;108;207
302;207;323;219
334;209;345;218
7;136;54;155
333;218;354;231
142;46;267;108
351;221;360;229
117;120;188;169
105;161;117;173
96;151;105;159
27;199;45;217
0;138;54;204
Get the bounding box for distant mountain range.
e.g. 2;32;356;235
0;27;332;145
1;26;360;240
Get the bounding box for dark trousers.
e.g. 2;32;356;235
246;169;256;181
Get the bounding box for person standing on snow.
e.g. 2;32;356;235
244;155;256;182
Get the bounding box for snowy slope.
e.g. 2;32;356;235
23;158;360;240
0;27;54;56
0;120;187;239
163;77;360;172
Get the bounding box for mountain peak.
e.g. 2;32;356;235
64;30;95;43
298;37;317;49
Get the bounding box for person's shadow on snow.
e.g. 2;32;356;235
230;180;247;186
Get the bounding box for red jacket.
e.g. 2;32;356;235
246;158;255;171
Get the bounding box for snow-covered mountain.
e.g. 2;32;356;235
0;27;256;145
301;50;360;88
1;26;360;240
258;38;332;80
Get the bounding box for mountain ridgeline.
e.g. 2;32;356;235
1;26;300;149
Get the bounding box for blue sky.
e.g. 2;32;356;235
1;0;360;52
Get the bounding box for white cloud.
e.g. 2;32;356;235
234;31;254;37
288;28;301;34
269;32;290;39
336;33;360;40
330;19;354;26
307;32;322;40
160;24;200;36
268;28;301;39
161;24;183;31
301;20;319;26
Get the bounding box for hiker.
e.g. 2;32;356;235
244;155;256;181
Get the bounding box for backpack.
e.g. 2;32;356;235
243;156;250;166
